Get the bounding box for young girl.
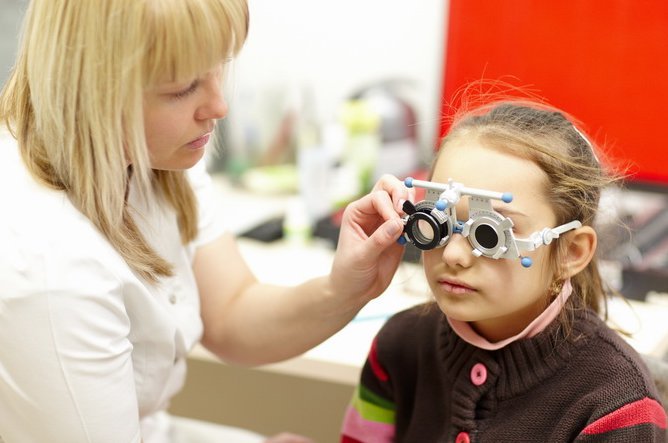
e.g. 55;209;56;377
0;0;410;442
341;99;667;442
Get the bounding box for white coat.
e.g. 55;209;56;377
0;131;226;443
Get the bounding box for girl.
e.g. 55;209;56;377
0;0;410;442
341;99;667;442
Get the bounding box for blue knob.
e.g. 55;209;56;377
520;257;533;268
502;193;513;203
404;177;414;188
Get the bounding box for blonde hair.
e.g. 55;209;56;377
0;0;248;282
437;96;620;321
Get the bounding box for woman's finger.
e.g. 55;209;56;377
371;174;414;213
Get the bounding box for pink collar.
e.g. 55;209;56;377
447;279;573;350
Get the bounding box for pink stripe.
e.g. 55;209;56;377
582;397;667;435
341;406;395;443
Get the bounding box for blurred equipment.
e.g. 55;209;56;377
348;79;421;187
597;188;668;300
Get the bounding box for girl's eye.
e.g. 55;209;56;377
172;80;199;99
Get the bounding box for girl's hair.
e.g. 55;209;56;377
0;0;248;282
437;90;620;321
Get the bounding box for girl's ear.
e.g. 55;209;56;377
561;226;597;279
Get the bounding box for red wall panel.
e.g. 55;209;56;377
440;1;668;187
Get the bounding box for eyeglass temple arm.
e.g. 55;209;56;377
515;220;583;251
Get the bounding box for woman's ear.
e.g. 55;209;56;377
561;226;597;279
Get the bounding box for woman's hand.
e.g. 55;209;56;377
329;174;414;305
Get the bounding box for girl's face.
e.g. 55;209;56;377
422;137;558;342
142;64;228;170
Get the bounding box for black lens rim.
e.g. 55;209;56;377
405;212;441;250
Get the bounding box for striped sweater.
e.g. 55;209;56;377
341;304;667;442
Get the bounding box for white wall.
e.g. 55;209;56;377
225;0;447;162
0;0;28;86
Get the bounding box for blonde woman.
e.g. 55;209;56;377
0;1;410;442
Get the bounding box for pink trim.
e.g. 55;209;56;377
448;279;573;350
582;397;667;434
341;406;395;443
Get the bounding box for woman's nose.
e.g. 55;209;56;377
441;233;474;268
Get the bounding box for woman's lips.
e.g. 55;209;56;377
187;133;211;150
438;278;476;295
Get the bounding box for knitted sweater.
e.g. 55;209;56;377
341;304;667;442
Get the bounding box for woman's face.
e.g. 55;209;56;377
422;137;557;342
142;64;228;170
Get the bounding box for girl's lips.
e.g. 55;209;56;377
187;133;210;150
438;278;476;295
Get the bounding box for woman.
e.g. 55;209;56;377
0;0;410;441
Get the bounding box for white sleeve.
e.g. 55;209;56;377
0;247;141;443
187;160;227;249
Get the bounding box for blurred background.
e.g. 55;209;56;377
211;0;445;239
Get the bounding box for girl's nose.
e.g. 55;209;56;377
196;85;228;121
441;233;474;269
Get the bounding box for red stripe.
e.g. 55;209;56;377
582;397;667;435
368;338;389;382
341;435;363;443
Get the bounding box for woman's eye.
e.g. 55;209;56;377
172;80;199;99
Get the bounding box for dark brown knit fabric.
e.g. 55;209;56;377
360;303;667;442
